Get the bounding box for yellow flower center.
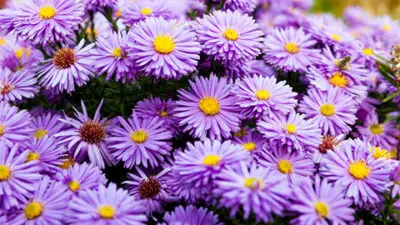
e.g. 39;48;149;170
153;34;175;54
286;123;297;134
26;152;40;162
34;129;47;140
203;154;220;166
85;27;99;39
60;157;75;169
349;160;371;180
363;48;374;56
285;42;299;54
242;142;256;152
112;47;125;58
314;201;329;218
99;205;115;219
329;72;348;88
369;124;383;135
0;165;10;181
277;160;293;174
39;6;56;20
255;90;271;100
68;180;81;192
0;38;5;45
320;104;335;117
15;48;25;60
330;34;342;41
198;97;220;116
223;28;239;41
115;10;122;18
25;202;43;220
244;177;264;189
371;146;392;160
141;7;152;15
130;130;148;144
382;24;392;32
160;111;167;117
0;124;5;136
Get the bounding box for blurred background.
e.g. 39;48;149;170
314;0;400;17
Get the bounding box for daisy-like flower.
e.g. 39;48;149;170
31;112;65;141
313;135;344;163
258;112;322;155
299;87;357;136
0;101;33;147
257;145;315;185
0;40;43;73
0;144;42;211
55;162;107;194
124;167;171;214
129;17;201;80
387;166;400;198
107;115;172;168
7;176;72;225
171;139;250;190
356;113;399;150
55;100;115;169
174;75;242;140
319;139;390;206
121;0;173;26
214;162;290;223
232;75;297;119
162;205;221;225
309;19;356;49
263;27;320;72
222;0;257;13
0;69;39;103
68;183;147;225
194;10;263;63
38;40;95;94
290;176;355;225
12;0;84;46
231;129;266;157
92;32;135;82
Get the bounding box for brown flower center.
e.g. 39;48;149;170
53;48;76;69
1;83;14;95
318;136;339;154
139;177;161;199
0;0;6;9
79;121;105;144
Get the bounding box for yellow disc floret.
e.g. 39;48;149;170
349;160;371;180
223;28;239;41
199;97;220;116
330;34;342;41
369;124;383;135
141;7;152;16
26;152;40;162
0;123;5;136
255;90;271;100
99;205;115;219
363;48;374;56
39;6;56;20
277;160;293;174
320;104;335;117
314;201;329;218
285;42;299;54
153;34;175;54
34;129;47;140
112;47;125;58
68;180;81;192
25;202;43;220
131;130;148;144
286;123;297;134
203;154;220;166
0;165;10;181
242;142;256;152
244;177;264;189
329;72;348;88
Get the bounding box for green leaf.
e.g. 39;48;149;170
383;90;400;103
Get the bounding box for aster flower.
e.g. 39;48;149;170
171;139;250;190
356;113;399;150
319;139;390;206
0;41;43;73
12;0;84;45
387;166;400;198
0;68;39;103
124;167;171;214
55;162;107;194
309;19;356;49
290;176;355;225
129;17;201;80
232;75;297;119
92;32;135;82
38;40;95;94
162;205;221;225
194;10;263;63
55;100;115;169
231;129;266;157
121;0;173;26
313;135;344;163
7;176;72;225
257;145;315;185
299;87;357;136
214;162;290;223
0;101;33;147
0;144;42;211
31;112;65;140
222;0;257;13
174;75;242;140
68;183;147;225
263;27;320;72
107;115;172;169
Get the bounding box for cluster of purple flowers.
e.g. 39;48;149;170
0;0;399;224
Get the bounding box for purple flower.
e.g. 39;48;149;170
319;139;390;207
83;0;118;11
0;41;43;73
232;75;297;119
248;60;276;77
121;0;173;26
194;10;263;63
30;112;65;141
7;176;72;225
0;101;33;147
129;17;201;80
55;162;107;194
223;0;257;13
55;100;115;169
214;162;290;223
0;69;39;103
257;145;315;185
263;27;320;72
162;205;221;225
12;0;84;46
299;87;357;136
68;183;147;225
174;75;242;140
387;165;400;198
107;114;172;168
38;40;95;94
308;19;356;49
290;176;355;225
0;144;42;211
231;128;266;157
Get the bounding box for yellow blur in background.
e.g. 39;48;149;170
315;0;400;17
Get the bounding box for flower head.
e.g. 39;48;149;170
0;69;39;103
30;112;65;141
121;0;174;26
231;128;266;157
